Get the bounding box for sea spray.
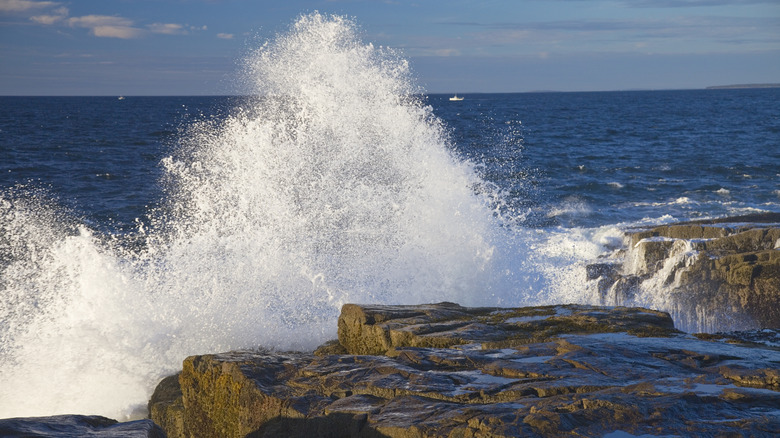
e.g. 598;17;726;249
151;12;519;333
0;13;532;420
1;12;762;422
0;190;165;419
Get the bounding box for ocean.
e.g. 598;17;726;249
1;13;779;421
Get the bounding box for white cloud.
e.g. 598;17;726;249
54;52;94;58
8;1;206;41
434;48;461;56
68;15;144;39
0;0;58;12
68;14;133;28
29;13;59;24
148;22;187;35
29;5;65;24
217;33;234;39
91;25;143;39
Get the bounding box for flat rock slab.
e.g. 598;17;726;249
152;303;780;437
0;415;165;437
337;302;678;355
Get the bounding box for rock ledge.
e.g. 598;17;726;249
589;213;780;331
151;302;780;437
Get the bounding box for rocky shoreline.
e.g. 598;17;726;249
2;311;778;438
2;214;779;437
588;212;780;332
6;301;777;437
146;303;779;437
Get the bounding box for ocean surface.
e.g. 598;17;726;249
1;13;779;421
4;90;779;233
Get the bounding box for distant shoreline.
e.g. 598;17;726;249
706;83;780;89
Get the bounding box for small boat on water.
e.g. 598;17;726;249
449;94;464;101
118;96;125;100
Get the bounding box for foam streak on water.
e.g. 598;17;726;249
0;13;532;420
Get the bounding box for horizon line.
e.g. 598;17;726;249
3;85;780;98
2;83;778;98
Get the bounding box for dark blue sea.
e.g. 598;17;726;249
434;89;780;228
1;15;779;420
3;90;778;235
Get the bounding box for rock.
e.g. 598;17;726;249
337;302;678;354
151;303;780;438
589;215;780;330
148;373;184;438
0;415;165;437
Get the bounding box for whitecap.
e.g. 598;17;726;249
0;13;542;420
673;196;695;205
546;197;592;218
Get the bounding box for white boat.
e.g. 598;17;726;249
449;94;464;101
118;96;125;100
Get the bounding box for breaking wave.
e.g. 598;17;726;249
0;13;535;420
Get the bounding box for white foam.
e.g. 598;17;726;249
546;197;592;218
1;12;769;421
715;188;730;196
0;13;537;420
636;196;703;208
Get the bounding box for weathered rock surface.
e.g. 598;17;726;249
0;415;165;437
588;213;780;330
336;302;678;354
151;302;780;437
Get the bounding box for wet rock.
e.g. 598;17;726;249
602;275;641;307
629;224;729;247
151;303;780;438
628;237;677;276
675;248;780;327
592;215;780;330
337;302;677;354
0;415;165;437
584;262;619;281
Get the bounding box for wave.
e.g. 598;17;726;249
2;12;770;421
0;13;536;420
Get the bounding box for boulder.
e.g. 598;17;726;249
151;303;780;438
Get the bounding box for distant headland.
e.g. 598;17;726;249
706;83;780;89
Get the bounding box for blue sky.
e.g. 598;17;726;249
1;0;778;95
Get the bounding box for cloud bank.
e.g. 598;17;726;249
1;0;207;39
0;0;58;12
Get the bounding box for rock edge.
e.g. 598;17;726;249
151;302;780;438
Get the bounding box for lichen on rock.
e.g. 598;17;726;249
150;302;780;438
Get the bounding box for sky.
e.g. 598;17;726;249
0;0;778;95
